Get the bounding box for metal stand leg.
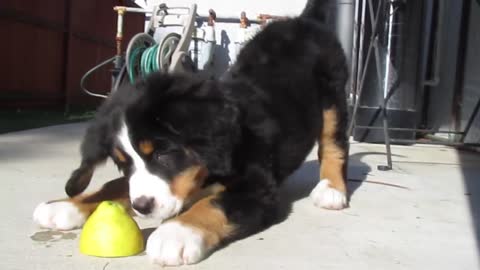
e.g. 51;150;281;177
348;0;393;170
379;103;393;170
373;38;393;171
348;0;480;153
348;0;383;137
461;97;480;143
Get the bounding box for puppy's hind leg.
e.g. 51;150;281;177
311;106;348;210
33;177;130;230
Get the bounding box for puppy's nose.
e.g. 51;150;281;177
132;196;154;215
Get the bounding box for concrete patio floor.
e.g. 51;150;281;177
1;123;479;270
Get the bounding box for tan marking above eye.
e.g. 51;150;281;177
170;166;209;199
113;148;127;162
139;140;154;155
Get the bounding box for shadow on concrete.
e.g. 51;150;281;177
458;148;480;258
275;152;372;224
139;151;373;255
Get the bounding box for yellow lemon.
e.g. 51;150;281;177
79;201;144;257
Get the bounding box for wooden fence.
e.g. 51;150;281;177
0;0;143;110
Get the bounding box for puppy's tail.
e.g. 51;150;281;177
300;0;330;23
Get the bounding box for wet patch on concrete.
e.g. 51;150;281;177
30;231;77;242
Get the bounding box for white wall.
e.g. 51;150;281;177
133;0;308;76
132;1;354;77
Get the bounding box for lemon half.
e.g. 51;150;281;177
79;201;144;257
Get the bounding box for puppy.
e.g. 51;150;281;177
33;0;349;265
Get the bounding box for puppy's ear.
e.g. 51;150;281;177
65;130;110;197
65;81;141;197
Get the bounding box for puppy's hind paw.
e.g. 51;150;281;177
310;179;347;210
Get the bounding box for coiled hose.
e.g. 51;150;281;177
80;43;163;99
81;33;179;98
127;43;161;84
127;33;180;84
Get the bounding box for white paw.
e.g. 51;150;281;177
310;179;347;210
33;201;86;230
146;221;206;266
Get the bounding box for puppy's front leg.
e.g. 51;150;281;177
146;194;233;266
33;177;130;230
147;167;278;266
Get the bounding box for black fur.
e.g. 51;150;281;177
68;0;348;239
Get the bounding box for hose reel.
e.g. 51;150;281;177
125;32;181;84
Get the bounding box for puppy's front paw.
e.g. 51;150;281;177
33;201;86;230
146;221;207;266
311;179;347;210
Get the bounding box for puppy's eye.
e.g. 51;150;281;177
154;139;177;155
154;151;166;161
154;147;178;159
153;149;176;168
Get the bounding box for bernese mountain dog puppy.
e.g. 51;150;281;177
33;0;349;265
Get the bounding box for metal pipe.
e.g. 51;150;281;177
354;126;465;134
113;6;127;75
114;6;263;24
369;0;392;170
336;0;355;66
198;15;262;25
114;6;152;14
423;0;445;87
390;139;480;148
353;0;367;105
349;0;361;100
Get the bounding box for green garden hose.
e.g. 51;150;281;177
126;33;180;84
128;44;161;84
